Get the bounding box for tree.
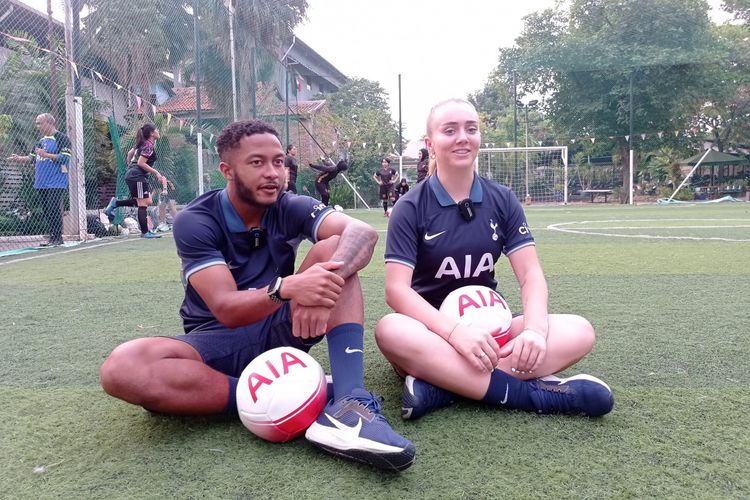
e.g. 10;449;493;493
492;0;730;201
320;78;401;205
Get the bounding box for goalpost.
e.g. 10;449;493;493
477;146;569;204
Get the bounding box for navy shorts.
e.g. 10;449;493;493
173;303;324;378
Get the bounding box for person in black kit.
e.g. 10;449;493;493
394;177;409;203
373;158;399;215
284;144;298;193
416;148;429;183
309;157;349;206
103;123;165;239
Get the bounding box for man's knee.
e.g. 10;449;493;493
303;235;341;265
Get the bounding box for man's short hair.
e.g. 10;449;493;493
216;120;280;160
287;144;295;153
37;113;55;125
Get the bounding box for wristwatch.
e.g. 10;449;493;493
266;277;287;304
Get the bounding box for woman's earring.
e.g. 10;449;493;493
429;151;436;159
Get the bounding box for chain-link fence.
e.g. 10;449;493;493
0;0;329;251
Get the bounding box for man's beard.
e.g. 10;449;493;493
235;174;278;207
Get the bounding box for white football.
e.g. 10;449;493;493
333;204;343;212
439;285;513;347
236;347;327;442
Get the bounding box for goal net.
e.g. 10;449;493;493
477;147;569;204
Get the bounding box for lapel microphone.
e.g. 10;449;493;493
458;198;475;222
248;227;266;248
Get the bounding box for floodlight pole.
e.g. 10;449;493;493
628;71;634;205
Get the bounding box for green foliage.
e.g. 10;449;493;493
320;78;401;206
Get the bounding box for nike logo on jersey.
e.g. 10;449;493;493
424;230;447;241
500;383;509;404
344;347;363;354
325;413;363;438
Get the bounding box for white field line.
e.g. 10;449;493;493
547;219;750;242
0;235;172;267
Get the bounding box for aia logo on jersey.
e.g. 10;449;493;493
435;253;494;279
518;222;531;235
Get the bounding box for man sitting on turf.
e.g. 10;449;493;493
100;119;415;472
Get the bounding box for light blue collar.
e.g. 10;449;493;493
429;172;483;207
220;189;249;233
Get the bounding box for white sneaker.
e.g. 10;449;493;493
156;223;171;233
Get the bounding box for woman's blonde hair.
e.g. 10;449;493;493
425;98;477;176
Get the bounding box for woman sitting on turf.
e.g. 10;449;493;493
374;98;615;420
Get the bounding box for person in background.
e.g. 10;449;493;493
394;177;409;203
416;147;429;184
6;113;72;246
103;123;165;239
309;157;348;206
285;144;298;194
375;98;614;421
373;158;399;216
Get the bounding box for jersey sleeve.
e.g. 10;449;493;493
54;132;72;166
173;210;226;281
140;142;154;159
278;193;333;242
501;191;535;255
384;199;419;268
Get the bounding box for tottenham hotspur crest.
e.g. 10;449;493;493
489;219;498;241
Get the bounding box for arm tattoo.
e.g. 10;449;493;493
330;223;378;278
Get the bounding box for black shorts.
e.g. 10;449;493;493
379;184;393;200
126;179;151;199
172;303;324;377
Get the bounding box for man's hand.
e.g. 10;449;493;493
35;148;48;159
280;261;344;308
290;304;332;339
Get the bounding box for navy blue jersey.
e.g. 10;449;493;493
173;189;333;332
385;173;534;309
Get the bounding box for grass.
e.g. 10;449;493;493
1;202;749;498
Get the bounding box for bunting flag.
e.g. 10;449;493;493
114;82;122;90
347;141;351;149
641;133;646;140
377;143;381;149
166;114;172;127
151;103;156;116
209;134;214;143
332;141;336;147
295;74;302;92
134;95;142;111
590;138;595;143
362;142;366;148
179;119;184;130
658;132;663;139
94;71;103;81
625;135;630;142
674;130;680;137
190;124;194;136
70;61;79;79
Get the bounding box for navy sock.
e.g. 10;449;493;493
224;376;239;416
481;369;534;411
326;323;365;400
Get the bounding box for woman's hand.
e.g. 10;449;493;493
499;329;547;374
447;323;502;373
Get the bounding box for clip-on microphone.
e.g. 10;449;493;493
248;227;266;248
457;198;475;222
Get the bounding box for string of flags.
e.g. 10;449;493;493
1;30;219;147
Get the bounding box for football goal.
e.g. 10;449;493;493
477;146;569;204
